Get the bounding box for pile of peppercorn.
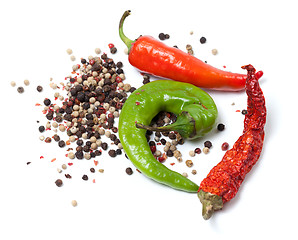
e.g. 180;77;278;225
40;52;136;162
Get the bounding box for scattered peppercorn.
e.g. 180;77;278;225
55;179;63;187
82;175;88;181
186;160;193;167
58;140;66;148
38;126;45;133
194;147;201;154
204;140;212;148
45;137;52;143
217;123;225;131
200;36;207;44
108;149;116;157
43;98;51;106
221;142;229;151
125;167;133;175
17;86;24;93
242;109;248;115
203;147;210;154
71;200;78;207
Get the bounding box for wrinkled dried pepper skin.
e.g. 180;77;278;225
198;65;266;218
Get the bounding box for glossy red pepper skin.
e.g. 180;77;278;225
119;10;257;91
129;36;247;91
197;64;266;219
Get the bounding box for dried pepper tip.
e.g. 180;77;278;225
197;190;223;220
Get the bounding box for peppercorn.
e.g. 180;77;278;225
53;134;60;142
186;160;193;167
90;168;95;173
108;149;116;157
166;150;173;157
110;47;117;54
194;147;201;154
217;123;225;131
45;137;52;143
221;142;229;151
126;167;133;175
82;175;88;181
17;86;24;93
75;151;84;159
44;98;51;106
200;37;207;44
242;109;248;115
58;140;66;148
204;140;212;148
38;126;45;133
101;142;108;150
37;85;43;92
76;139;83;146
116;149;122;155
55;179;63;187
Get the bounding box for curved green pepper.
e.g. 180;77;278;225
118;80;217;192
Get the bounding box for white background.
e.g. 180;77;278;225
1;0;297;239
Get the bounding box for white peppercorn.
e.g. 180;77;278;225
68;152;75;159
66;48;73;55
10;81;16;87
71;200;77;207
95;48;101;54
203;147;210;154
90;136;97;143
24;79;30;86
189;150;195;157
84;153;91;160
69;136;76;142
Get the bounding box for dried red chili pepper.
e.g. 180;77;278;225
119;10;264;91
197;64;266;219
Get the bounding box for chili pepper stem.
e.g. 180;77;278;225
136;111;196;139
197;190;223;220
119;10;135;53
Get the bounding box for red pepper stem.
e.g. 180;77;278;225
119;10;135;53
197;190;223;220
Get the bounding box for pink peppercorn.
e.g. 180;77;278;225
195;147;201;154
221;142;229;151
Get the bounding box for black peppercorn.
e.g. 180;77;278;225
36;85;43;92
39;126;45;133
55;179;63;187
204;140;212;148
125;167;133;175
217;123;225;131
58;140;66;148
75;151;84;159
44;98;51;106
200;36;207;44
108;149;116;157
53;134;60;142
82;175;88;181
101;142;108;150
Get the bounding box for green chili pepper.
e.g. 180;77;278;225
118;80;217;192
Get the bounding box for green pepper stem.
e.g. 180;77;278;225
119;10;135;53
136;111;196;139
136;123;172;132
197;190;223;220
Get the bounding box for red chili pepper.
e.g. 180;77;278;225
197;64;266;219
119;11;262;91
